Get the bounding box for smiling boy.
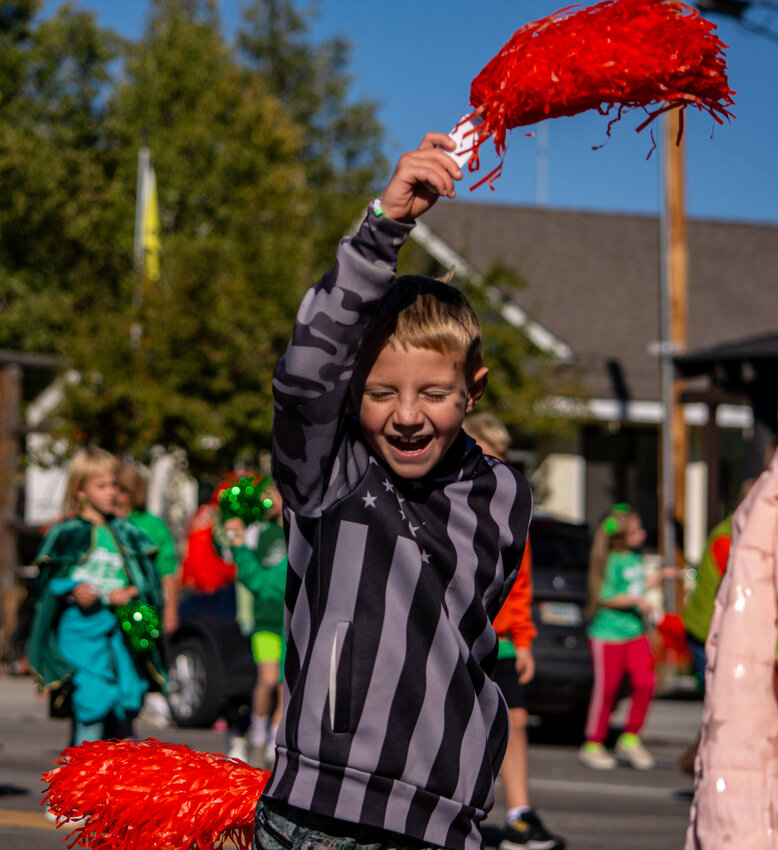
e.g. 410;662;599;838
260;132;532;850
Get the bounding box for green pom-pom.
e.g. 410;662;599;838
116;600;161;655
218;475;274;525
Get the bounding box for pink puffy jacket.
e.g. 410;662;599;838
685;448;778;849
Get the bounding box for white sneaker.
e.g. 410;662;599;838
249;714;268;750
227;735;249;762
138;692;173;728
45;809;88;828
615;733;655;770
578;741;617;770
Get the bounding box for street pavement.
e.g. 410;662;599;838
0;672;703;849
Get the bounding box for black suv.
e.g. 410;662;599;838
524;515;593;730
166;584;257;728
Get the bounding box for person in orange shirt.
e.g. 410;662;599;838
464;415;565;850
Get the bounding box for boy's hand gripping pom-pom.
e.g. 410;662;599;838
437;0;734;190
380;131;463;221
41;738;270;850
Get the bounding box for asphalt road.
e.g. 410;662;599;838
0;673;702;850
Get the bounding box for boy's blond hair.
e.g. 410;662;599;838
463;414;511;461
354;275;483;392
64;447;119;514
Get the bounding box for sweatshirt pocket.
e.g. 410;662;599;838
328;619;353;733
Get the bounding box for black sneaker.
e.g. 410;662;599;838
499;809;566;850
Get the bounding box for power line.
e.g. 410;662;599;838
696;1;778;43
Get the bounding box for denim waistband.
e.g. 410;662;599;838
261;796;437;850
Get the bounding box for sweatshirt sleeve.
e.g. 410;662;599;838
272;207;414;517
492;542;537;649
711;533;732;577
232;545;264;594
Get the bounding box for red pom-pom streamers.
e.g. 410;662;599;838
41;738;270;850
179;508;236;593
464;0;735;188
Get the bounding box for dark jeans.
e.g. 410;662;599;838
686;632;707;685
254;798;439;850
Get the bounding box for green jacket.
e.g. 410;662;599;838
683;514;733;644
232;542;287;636
27;516;167;691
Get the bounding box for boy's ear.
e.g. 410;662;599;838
465;366;489;413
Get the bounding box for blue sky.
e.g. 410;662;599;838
43;1;778;223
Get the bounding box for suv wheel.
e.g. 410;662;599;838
167;635;222;728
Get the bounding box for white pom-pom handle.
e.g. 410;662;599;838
424;113;484;193
443;114;485;168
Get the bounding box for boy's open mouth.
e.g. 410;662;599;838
387;435;432;454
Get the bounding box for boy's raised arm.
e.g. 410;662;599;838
271;133;463;516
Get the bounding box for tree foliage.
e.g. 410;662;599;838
0;0;386;473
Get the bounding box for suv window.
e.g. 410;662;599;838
530;520;591;572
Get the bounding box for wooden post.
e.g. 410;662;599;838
667;109;688;563
660;108;689;608
0;363;22;666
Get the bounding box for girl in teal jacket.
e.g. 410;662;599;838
27;448;165;745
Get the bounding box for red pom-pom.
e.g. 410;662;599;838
179;507;236;593
41;738;270;850
464;0;735;188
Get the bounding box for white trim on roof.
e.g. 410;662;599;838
544;396;752;428
411;220;574;362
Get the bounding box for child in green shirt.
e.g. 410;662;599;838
579;504;676;771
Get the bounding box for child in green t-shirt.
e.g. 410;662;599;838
224;482;287;767
579;504;677;771
27;447;165;747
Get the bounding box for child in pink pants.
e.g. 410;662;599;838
579;504;675;770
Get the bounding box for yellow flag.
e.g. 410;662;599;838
143;165;161;284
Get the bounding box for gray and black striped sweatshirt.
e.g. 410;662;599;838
265;206;532;850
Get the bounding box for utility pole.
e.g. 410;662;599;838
0;362;21;666
658;107;689;608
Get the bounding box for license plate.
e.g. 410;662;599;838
538;601;583;627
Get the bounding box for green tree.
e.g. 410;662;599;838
53;0;387;474
0;1;124;354
237;0;386;255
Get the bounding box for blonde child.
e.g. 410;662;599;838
256;133;532;850
579;504;675;770
27;447;165;746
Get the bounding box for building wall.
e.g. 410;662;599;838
531;450;585;523
529;416;753;565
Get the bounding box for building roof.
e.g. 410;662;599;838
678;331;778;368
421;201;778;405
675;330;778;395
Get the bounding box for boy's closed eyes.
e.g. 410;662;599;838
358;341;487;479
